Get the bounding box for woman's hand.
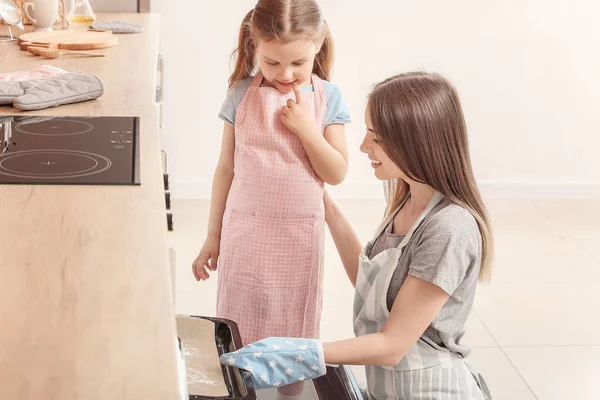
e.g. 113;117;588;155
220;337;326;389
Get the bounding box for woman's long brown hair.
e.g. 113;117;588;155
228;0;334;89
370;72;494;282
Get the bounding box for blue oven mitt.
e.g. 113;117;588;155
219;337;327;389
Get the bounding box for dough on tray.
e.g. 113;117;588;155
176;316;229;397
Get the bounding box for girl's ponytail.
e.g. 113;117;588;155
228;9;257;89
312;20;334;81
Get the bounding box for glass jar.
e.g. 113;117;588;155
67;0;95;25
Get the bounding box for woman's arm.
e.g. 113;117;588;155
324;191;363;286
323;275;449;366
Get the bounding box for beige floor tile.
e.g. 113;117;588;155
469;347;537;400
484;199;600;284
168;198;600;397
533;199;600;260
503;346;600;400
463;311;498;348
474;283;600;346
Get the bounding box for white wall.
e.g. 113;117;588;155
91;0;138;13
159;0;600;199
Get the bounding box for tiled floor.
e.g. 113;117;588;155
169;198;600;400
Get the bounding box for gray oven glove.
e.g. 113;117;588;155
0;84;23;105
91;20;142;34
219;337;327;390
0;72;104;111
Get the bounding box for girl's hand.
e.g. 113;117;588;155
192;235;220;281
281;83;318;139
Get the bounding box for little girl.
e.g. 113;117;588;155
192;0;350;353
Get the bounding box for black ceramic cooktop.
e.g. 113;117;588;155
0;115;140;185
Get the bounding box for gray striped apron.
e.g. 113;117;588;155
353;192;491;399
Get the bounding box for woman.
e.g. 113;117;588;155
221;71;493;400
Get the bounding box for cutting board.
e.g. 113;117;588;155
18;30;118;50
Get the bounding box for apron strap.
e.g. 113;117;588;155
250;72;264;88
464;359;493;400
376;191;445;316
311;73;325;94
365;191;444;257
310;74;327;129
370;194;410;241
397;191;444;249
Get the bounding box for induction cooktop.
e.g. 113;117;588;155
0;115;140;185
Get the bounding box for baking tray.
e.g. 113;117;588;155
313;365;363;400
179;316;363;400
178;316;257;400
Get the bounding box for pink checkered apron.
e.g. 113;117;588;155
216;73;327;345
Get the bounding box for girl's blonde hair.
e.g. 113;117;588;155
370;72;494;282
229;0;334;89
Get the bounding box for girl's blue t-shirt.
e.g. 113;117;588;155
218;76;351;127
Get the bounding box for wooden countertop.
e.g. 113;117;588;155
0;13;161;113
0;14;180;400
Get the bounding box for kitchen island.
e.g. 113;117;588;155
0;13;180;400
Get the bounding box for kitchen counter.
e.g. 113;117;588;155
0;14;180;400
0;13;161;113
